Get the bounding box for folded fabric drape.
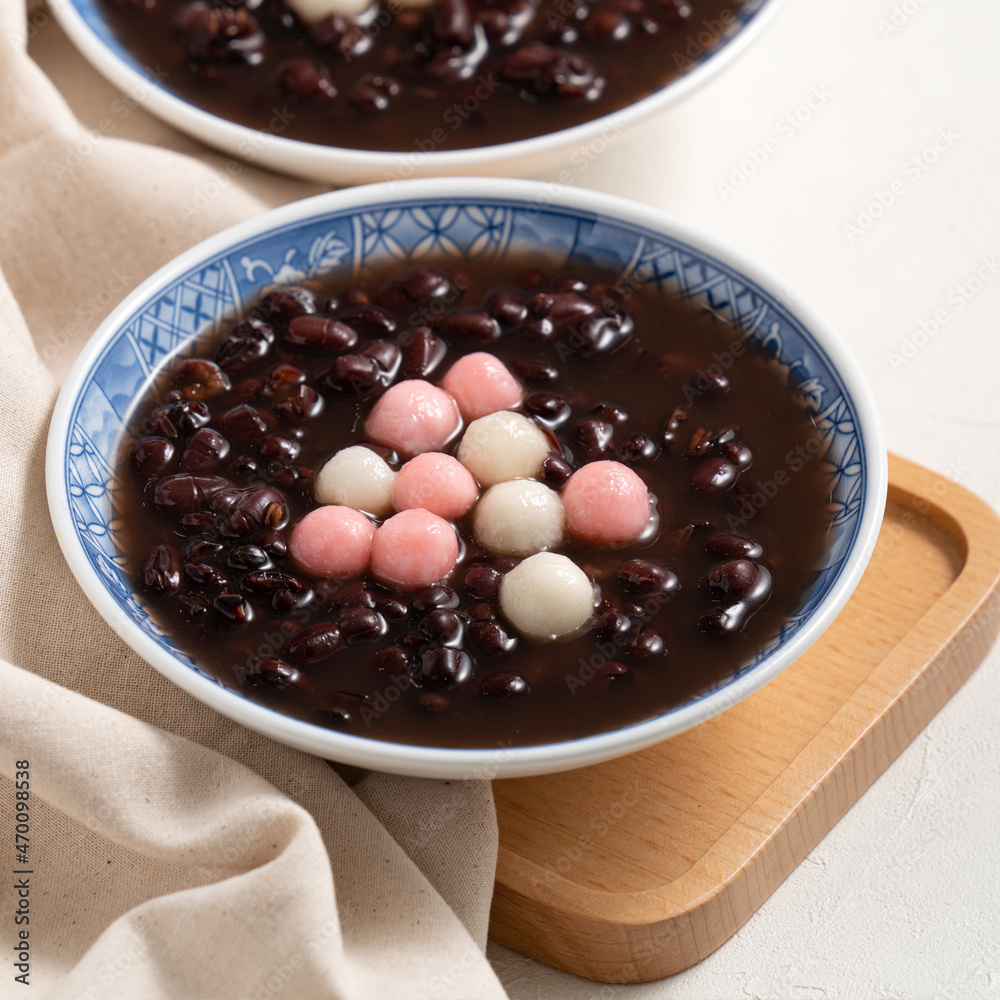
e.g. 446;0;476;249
0;4;507;996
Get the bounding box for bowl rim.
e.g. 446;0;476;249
47;177;887;778
50;0;786;181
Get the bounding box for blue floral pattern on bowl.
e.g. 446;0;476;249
58;193;868;709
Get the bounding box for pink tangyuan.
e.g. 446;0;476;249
370;508;460;589
364;380;462;458
440;352;523;421
561;460;651;546
289;505;375;578
394;452;479;520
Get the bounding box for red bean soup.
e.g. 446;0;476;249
96;0;753;152
120;255;831;749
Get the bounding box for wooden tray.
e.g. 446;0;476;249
488;453;1000;983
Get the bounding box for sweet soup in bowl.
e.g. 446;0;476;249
48;181;885;777
95;0;756;151
57;0;778;180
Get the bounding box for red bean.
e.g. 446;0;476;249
628;626;666;660
374;645;410;676
309;13;369;59
176;359;231;400
524;393;571;427
691;457;738;493
228;544;269;570
435;311;501;344
274;384;323;421
286;315;359;352
540;453;573;487
360;338;402;374
594;596;631;640
575;417;613;457
184;562;227;588
531;290;600;326
259;286;317;321
705;534;764;560
180;427;229;472
466;602;498;621
140;544;182;596
412;585;459;611
511;359;559;382
573;314;633;357
418;692;451;713
214;404;268;442
432;0;475;48
348;73;401;112
618;433;658;463
131;437;176;479
479;671;528;696
418;610;464;646
321;354;380;397
585;8;631;39
487;289;529;327
468;622;518;656
213;590;253;623
286;623;343;664
686;426;737;458
186;540;223;561
662;406;687;448
217;486;288;538
247;656;313;693
214;319;274;372
464;564;502;600
339;607;386;644
264;363;306;394
153;473;231;511
145;399;211;438
707;560;771;602
277;58;337;100
257;529;288;559
617;559;678;596
399;326;446;379
378;268;454;307
419;647;472;687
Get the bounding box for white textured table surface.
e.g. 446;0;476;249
32;0;1000;996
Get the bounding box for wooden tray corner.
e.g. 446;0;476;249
489;453;1000;983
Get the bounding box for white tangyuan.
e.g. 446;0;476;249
456;410;550;487
286;0;431;24
313;445;396;518
499;552;595;640
472;480;564;557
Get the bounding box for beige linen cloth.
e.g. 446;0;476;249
0;3;509;997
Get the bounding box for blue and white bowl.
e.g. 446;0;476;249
47;179;886;778
51;0;783;185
